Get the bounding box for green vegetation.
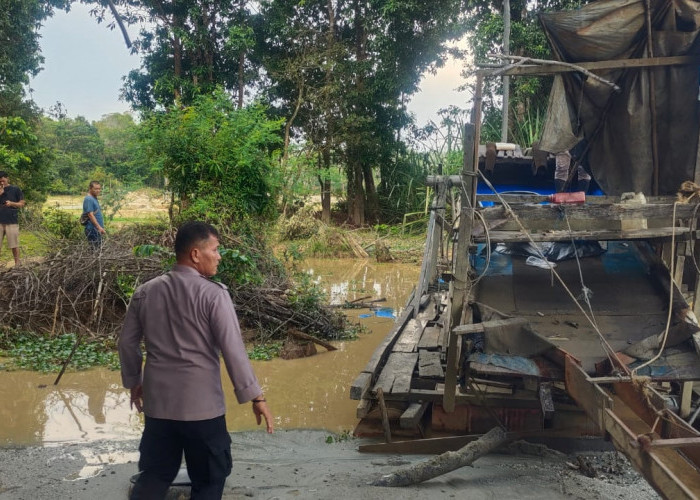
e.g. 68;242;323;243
247;342;284;361
0;333;120;373
325;429;354;444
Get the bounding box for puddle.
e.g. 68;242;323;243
0;258;420;446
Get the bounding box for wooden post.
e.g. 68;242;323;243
412;181;448;313
444;121;478;413
501;0;510;143
644;0;660;195
376;388;392;444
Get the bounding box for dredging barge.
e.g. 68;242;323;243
351;1;700;495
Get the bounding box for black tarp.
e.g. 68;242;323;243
538;0;700;195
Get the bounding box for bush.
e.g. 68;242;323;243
41;207;83;240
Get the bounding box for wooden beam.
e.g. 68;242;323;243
483;55;700;77
604;408;700;499
350;372;372;401
400;402;429;429
473;227;690;243
478;202;700;221
681;381;694;419
444;121;478;413
564;356;612;429
452;317;528;336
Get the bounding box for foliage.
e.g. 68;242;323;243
35;115;105;193
94;113;154;186
0;116;51;201
41;207;83;240
217;248;263;286
140;91;283;228
247;341;284;361
0;0;69;118
287;270;327;316
325;429;353;444
2;333;120;372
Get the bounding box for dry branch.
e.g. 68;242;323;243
372;426;509;487
0;235;346;344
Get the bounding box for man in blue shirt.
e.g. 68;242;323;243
83;181;106;247
0;171;26;266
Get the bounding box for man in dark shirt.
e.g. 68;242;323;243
0;171;25;266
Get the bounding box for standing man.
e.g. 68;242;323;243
119;221;273;500
82;181;106;247
0;171;26;267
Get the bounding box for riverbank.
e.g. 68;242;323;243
0;429;658;500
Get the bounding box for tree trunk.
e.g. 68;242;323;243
371;426;509;487
363;162;378;223
321;149;332;224
347;159;365;226
238;49;245;109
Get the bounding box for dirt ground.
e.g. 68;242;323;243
0;430;659;500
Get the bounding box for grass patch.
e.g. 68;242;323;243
0;333;120;372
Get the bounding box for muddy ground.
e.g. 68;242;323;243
0;430;658;500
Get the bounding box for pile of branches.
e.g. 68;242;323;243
231;285;346;342
0;235;346;342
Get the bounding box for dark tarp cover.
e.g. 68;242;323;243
538;0;700;195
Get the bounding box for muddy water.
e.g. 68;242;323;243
0;259;419;446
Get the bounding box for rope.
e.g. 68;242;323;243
632;202;680;375
476;170;628;372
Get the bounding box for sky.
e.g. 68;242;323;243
30;3;468;127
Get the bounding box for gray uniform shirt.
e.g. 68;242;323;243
118;264;262;421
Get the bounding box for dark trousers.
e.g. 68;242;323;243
84;227;102;249
130;415;232;500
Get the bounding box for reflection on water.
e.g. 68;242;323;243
0;258;419;446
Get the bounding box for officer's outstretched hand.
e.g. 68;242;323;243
252;401;274;433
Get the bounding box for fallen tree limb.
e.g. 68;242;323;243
371;426;509;487
288;329;337;351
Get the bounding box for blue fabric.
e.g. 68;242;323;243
82;195;104;231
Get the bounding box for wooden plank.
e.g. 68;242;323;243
452;317;527;335
350;372;372;400
418;349;444;378
478;201;700;221
439;298;452;352
373;352;418;395
604;408;700;500
681;381;694;419
564;356;612;429
356;399;371;418
474;227;689;243
417;294;439;322
399;402;429;429
417;325;442;349
358;304;414;375
393;319;425;353
490;55;700;77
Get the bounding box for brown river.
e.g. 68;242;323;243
0;259;419;447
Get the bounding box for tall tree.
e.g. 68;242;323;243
260;0;468;225
0;0;70;198
102;0;259;110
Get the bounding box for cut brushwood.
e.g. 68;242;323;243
371;426;509;487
